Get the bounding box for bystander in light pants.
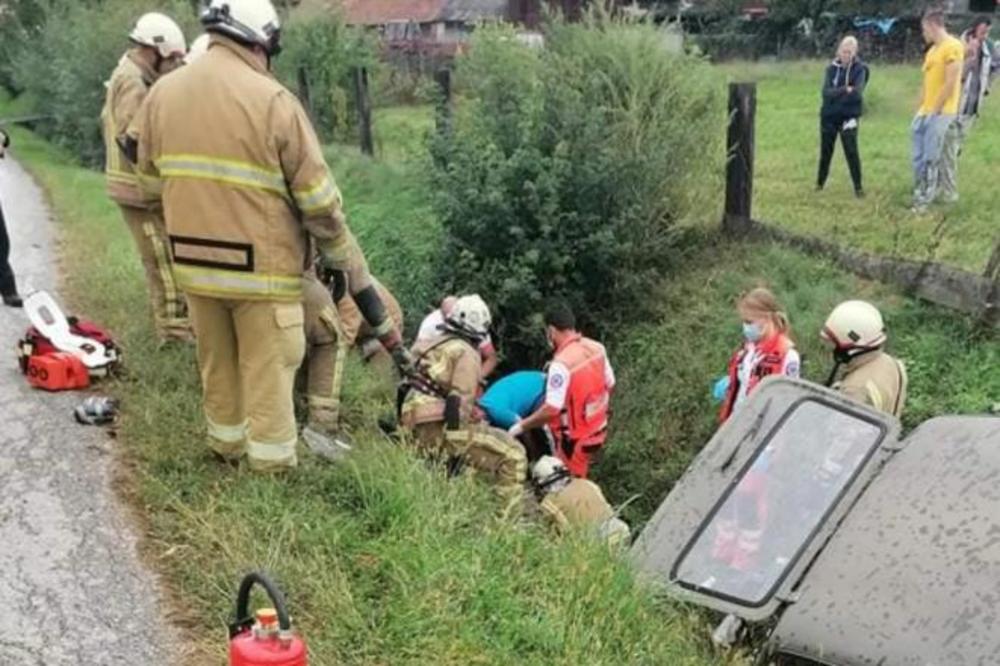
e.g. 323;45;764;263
187;294;305;472
911;114;954;208
938;116;974;203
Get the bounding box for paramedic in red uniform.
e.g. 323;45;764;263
509;301;614;478
717;287;800;423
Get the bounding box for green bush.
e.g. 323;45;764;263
8;0;198;166
0;0;47;92
273;10;377;143
430;15;724;364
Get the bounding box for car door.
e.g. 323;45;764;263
631;377;901;622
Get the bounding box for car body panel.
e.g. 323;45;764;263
771;416;1000;665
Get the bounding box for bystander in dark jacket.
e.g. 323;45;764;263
817;36;870;197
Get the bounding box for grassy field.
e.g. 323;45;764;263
2;79;996;664
0;121;735;664
722;61;999;273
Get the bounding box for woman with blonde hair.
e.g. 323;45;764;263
717;287;800;422
817;35;869;197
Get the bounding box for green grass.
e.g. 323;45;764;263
599;236;999;525
721;61;999;273
2;118;733;665
3;81;996;665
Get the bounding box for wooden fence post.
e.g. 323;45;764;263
353;66;374;157
981;236;1000;327
434;67;453;136
723;82;756;237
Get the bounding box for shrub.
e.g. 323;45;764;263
8;0;198;166
430;14;724;364
272;10;377;143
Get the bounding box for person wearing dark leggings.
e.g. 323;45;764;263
817;36;869;198
0;129;22;307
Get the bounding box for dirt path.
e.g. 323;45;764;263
0;155;183;665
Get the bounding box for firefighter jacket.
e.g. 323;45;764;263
540;477;615;531
401;335;482;428
102;50;158;207
132;36;374;304
836;350;908;418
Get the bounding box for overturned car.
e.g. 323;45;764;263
631;377;1000;665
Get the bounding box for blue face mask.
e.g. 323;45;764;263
742;322;764;342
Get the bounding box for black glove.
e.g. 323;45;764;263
391;345;415;375
116;134;138;165
318;266;347;302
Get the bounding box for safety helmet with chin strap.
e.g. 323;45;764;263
820;300;887;384
445;294;492;343
201;0;282;57
532;455;570;492
129;13;187;60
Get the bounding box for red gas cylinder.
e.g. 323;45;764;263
229;572;308;666
27;353;90;391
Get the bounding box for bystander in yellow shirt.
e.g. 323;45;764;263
918;35;964;115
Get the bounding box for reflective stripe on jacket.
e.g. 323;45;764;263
132;36;356;301
401;336;482;428
101;51;156;207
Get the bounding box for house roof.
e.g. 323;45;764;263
296;0;509;25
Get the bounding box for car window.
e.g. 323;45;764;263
671;399;885;607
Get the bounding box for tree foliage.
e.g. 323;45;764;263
430;14;724;364
272;10;377;142
4;0;199;166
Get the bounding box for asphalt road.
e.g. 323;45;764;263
0;155;182;665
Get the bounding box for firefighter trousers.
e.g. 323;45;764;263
187;294;306;472
302;274;349;432
411;421;528;513
119;204;190;341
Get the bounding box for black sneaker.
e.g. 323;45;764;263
854;188;865;199
2;293;22;308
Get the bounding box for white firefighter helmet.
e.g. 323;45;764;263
820;300;887;353
446;294;492;339
532;455;569;489
201;0;281;56
185;34;211;64
129;13;187;59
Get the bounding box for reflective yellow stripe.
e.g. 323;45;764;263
107;169;138;184
143;220;183;320
372;317;394;338
174;264;302;299
207;417;248;444
293;175;340;214
865;381;885;412
248;437;298;462
156;154;287;196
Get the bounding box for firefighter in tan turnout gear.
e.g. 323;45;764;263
400;296;527;511
132;0;404;472
821;300;908;418
532;455;631;548
300;267;403;459
101;12;189;342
